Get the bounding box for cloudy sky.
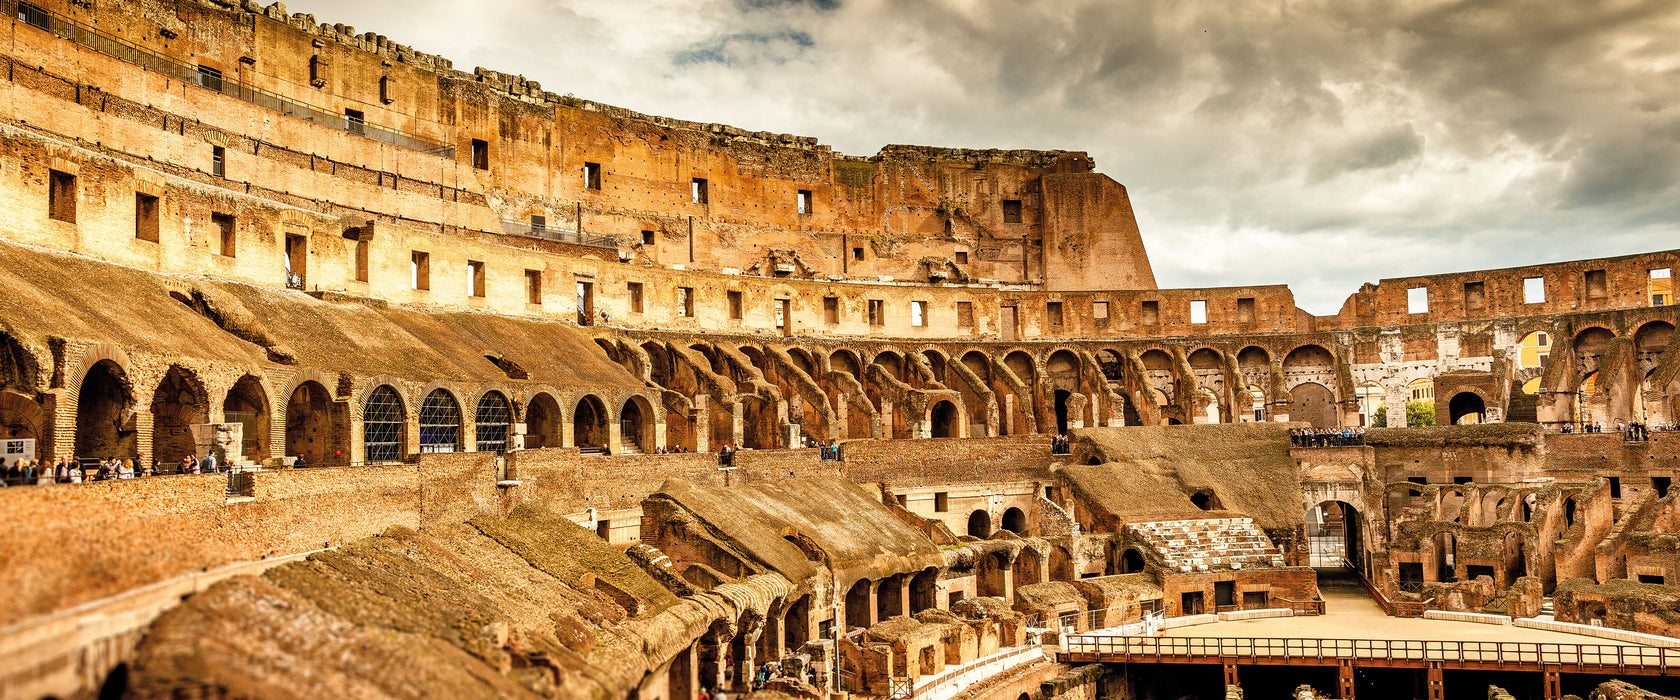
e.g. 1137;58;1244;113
288;0;1680;314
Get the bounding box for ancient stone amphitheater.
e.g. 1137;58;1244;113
2;2;1679;699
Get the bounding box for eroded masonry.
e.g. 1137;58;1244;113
2;1;1680;699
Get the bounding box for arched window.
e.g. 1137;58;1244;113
419;389;461;453
363;386;404;463
475;392;512;454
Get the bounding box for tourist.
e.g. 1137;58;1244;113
202;451;218;474
118;459;134;479
54;457;69;483
295;454;308;468
20;459;37;486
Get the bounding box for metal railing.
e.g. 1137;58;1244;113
497;219;619;249
911;646;1043;700
1273;596;1326;616
7;0;454;157
1059;635;1680;672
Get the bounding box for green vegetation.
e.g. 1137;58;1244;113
1406;400;1436;427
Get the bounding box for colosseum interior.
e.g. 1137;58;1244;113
1;1;1680;699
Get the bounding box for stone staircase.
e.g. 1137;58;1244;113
1126;517;1286;572
1507;381;1538;423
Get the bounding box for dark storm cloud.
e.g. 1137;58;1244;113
285;0;1680;313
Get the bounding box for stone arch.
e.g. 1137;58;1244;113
1190;488;1221;511
845;579;872;630
1120;548;1146;574
68;343;133;396
284;379;337;466
620;394;654;452
967;509;992;538
1574;327;1616;377
1307;500;1363;570
1013;546;1041;586
1288;382;1337;428
362;384;406;463
474;390;513;453
525;391;563;450
71;357;135;464
910;567;939;613
977;551;1009;597
0;389;44;444
921;348;950;385
418;388;464;453
0;331;41;395
1050;546;1073;581
929;399;961;438
1001;507;1027;535
150;365;208;466
1518;330;1553;371
222;374;271;463
573;394;611;452
1449;391;1486;425
830;348;863;378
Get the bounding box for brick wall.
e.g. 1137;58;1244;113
839;436;1054;487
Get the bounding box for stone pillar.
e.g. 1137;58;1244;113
1386;386;1409;428
730;402;745;448
692;395;709;453
133;405;154;470
835;394;850;440
607;405;623;456
40;389;69;462
879;402;893;439
1003;394;1016;435
404;414;421;460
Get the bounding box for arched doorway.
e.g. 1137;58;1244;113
876;573;905;621
149;366;205;466
0;390;42;444
1288;382;1336;428
1013;548;1041;586
977;551;1008;597
1120;548;1145;574
910;568;938;613
845;579;872;629
285;380;334;466
619;397;649;453
362;385;405;463
526;393;560;450
1001;507;1027;534
74;361;135;463
967;510;991;538
475;392;511;453
1050;546;1073;581
1307;501;1362;570
1053;389;1072;434
574;395;608;451
418;389;461;453
223;375;269;463
930;400;959;438
1449;392;1485;425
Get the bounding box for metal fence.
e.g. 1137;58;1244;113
7;1;454;157
1060;635;1680;671
498;219;619;249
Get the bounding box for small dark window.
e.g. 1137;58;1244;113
852;247;864;261
692;178;708;204
677;286;694;317
1141;300;1159;325
411;251;430;290
1046;301;1064;326
525;269;542;304
211;146;226;178
1001;199;1023;224
379;74;394;104
957;301;975;328
1409;476;1428;484
213;213;236;257
531;215;546;232
196;65;223;92
1609;476;1621;498
641;229;655;245
728;290;743;320
470;139;489;170
48;170;75;223
934;492;949;512
1639;574;1665;585
628;282;644;313
867;299;884;326
823;296;839;324
584;162;602;190
344;109;365;136
466;260;485;297
1463;281;1486;309
1454;476;1472;484
1586;269;1608;299
134;193;159;242
1236;297;1255;323
895;494;907;507
596;519;611;540
955;251;968;265
797;189;812;214
1654;476;1671;498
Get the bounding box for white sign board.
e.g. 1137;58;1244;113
2;439;36;469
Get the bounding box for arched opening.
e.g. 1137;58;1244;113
1288;382;1336;429
362;385;405;463
784;595;810;649
222;375;270;463
0;389;43;445
474;392;511;453
967;509;991;538
1581;601;1608;626
1013;548;1041;586
1307;501;1362;570
285;381;334;466
74;360;135;464
619;397;649;453
929;400;960;438
876;573;905;621
845;579;872;630
1190;489;1220;510
418;389;462;453
1053;389;1072;434
1449;392;1485;425
1120;548;1145;574
977;551;1009;597
149;366;205;466
1565;498;1577;528
1001;507;1027;535
574;395;609;452
525;393;561;450
910;568;938;613
1050;546;1073;581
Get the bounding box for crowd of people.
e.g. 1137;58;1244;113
1051;433;1071;454
1559;421;1677;440
0;452;247;487
1290;428;1367;448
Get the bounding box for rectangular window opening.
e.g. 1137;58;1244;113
134;193;159;242
867;299;884;326
1463;281;1486;310
1609;476;1621;499
1093;301;1109;320
466;260;485;297
628;282;645;313
728;290;744;320
379;74;394;104
48;170;75;223
957;301;975;328
344;108;365;136
1236;297;1255;323
1639;574;1665;585
470;139;489;170
1141;300;1160;325
955;251;969;265
530;215;546;232
1190;300;1208;324
1585;269;1608;299
1047;301;1064;327
934;492;949;512
354;237;370;282
911;301;927;327
410;251;430;290
641;229;655;246
577;281;595;325
1650;268;1672;307
677;287;694;318
1407;287;1428;314
1001;199;1023;224
525;269;542;305
692;178;708;204
213;213;235;257
797;189;813;214
584;162;602;190
1524;277;1546;303
823;296;840;324
196;65;223;92
211;146;226;178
